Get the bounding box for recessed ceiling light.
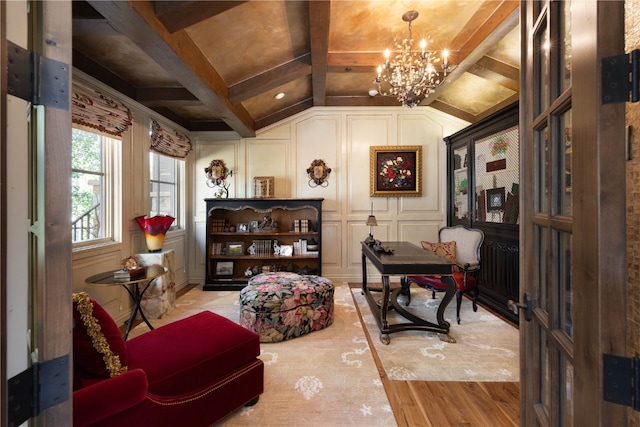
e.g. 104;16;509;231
274;92;285;100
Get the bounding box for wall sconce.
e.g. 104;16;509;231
306;159;331;187
364;203;378;245
205;159;233;198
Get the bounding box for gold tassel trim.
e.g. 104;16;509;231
73;292;128;377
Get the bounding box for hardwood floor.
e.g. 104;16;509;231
135;283;520;426
349;283;520;427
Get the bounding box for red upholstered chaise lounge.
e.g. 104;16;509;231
72;292;263;427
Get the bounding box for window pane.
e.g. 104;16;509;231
149;152;177;218
474;125;520;224
72;128;105;243
535;126;549;214
536;225;549;312
560;109;572;215
563;357;574;426
71;171;104;241
534;20;550;116
453;146;469;220
559;0;572;93
559;232;573;337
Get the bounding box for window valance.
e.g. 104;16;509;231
71;81;133;137
149;119;192;159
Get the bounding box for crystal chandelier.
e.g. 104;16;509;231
374;10;452;108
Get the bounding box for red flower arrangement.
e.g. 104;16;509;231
378;154;414;189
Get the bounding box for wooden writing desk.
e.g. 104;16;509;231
361;241;456;344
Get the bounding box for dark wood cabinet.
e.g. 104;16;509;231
444;103;519;325
204;198;323;290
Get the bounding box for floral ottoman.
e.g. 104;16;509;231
239;272;334;342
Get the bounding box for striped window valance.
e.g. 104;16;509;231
71;81;133;137
150;118;192;159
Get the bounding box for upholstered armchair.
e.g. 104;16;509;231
402;226;484;324
72;292;263;427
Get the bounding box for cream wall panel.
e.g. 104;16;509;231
397;115;444;213
196;142;239;215
246;140;290;197
320;221;341;266
398;221;441;246
347;114;393;214
295;116;340;212
192;220;207;283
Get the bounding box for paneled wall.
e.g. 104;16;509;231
191;107;468;283
70;72;191;326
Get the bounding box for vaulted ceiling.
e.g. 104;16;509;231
72;1;520;138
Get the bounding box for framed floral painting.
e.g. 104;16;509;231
370;146;422;197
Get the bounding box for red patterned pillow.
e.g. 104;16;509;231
72;292;128;386
421;241;457;263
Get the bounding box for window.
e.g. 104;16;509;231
71;127;120;245
149;151;182;227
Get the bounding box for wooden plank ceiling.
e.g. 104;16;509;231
72;0;520;137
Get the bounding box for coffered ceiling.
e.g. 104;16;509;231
72;1;520;137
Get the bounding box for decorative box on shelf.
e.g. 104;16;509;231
137;249;176;319
113;266;147;282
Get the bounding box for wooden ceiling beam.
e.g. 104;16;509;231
255;98;313;130
72;50;137;101
428;100;478;124
153;1;248;33
326;95;400;107
87;0;255;137
228;54;312;104
449;0;519;61
469;56;520;91
328;52;383;69
309;1;331;106
136;87;201;107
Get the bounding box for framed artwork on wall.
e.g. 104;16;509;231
370;145;422;197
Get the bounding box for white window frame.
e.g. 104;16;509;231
149;150;184;230
71;125;122;248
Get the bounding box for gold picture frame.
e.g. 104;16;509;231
370;146;422;197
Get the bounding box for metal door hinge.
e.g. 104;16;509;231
603;353;640;411
7;354;70;426
6;40;69;109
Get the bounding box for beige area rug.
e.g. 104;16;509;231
351;285;519;382
129;283;397;427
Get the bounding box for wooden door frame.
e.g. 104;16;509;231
520;1;627;425
31;1;73;423
0;0;7;423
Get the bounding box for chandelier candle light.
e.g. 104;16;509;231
374;10;452;108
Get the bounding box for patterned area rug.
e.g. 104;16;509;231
129;282;397;427
351;285;519;382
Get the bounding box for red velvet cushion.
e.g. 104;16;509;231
72;293;128;388
407;271;477;292
126;311;260;395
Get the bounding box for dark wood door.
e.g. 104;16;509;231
520;1;627;424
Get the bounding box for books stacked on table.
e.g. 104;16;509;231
113;267;147;282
